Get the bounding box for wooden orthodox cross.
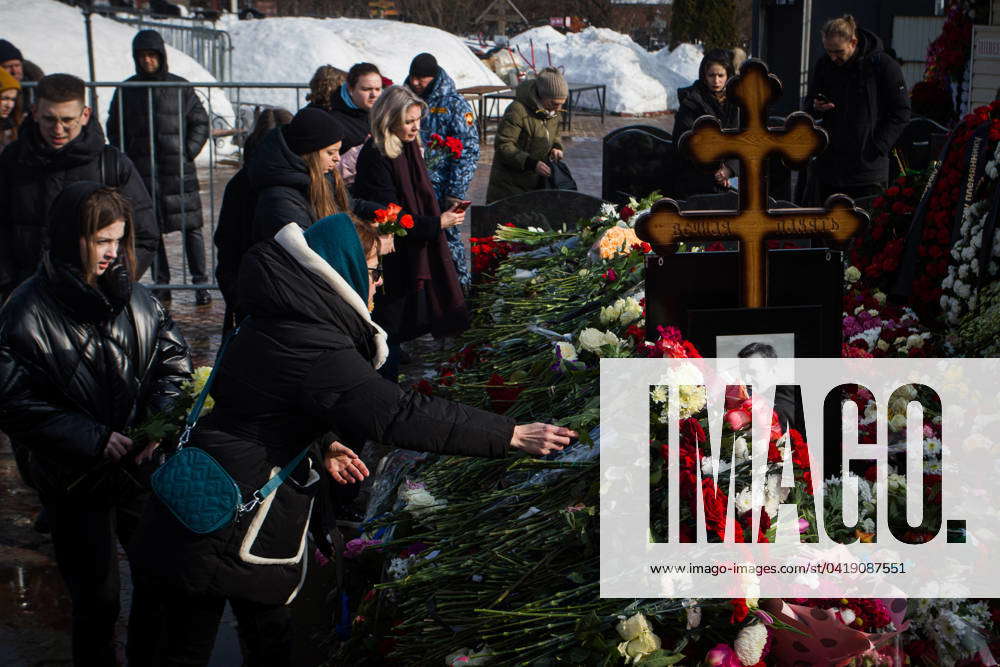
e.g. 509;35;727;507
635;60;867;308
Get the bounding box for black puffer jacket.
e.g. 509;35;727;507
248;126;380;242
0;182;192;501
806;28;910;187
0;115;159;289
249;125;314;242
325;90;370;154
673;80;740;199
131;225;514;604
107;29;210;233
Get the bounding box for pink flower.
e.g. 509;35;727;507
344;537;381;559
705;643;741;667
798;518;810;533
725;409;752;431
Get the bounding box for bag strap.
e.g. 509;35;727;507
178;320;312;514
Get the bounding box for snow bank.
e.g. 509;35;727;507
1;0;235;161
217;15;504;112
509;26;702;114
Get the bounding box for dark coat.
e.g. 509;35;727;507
131;228;513;604
353;138;468;340
486;79;564;203
673;80;739;199
414;68;480;202
248;126;314;242
0;260;191;502
325;91;370;154
248;126;380;243
806;28;911;188
107;30;210;233
0;116;158;289
214;166;253;329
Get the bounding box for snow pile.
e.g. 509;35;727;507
1;0;235;161
654;43;703;84
509;26;702;113
217;15;504;112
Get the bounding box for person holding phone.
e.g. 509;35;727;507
806;14;910;203
353;85;468;379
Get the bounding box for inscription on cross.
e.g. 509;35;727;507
635;59;867;308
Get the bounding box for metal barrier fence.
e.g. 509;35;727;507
22;80;311;292
84;5;234;83
111;17;234;83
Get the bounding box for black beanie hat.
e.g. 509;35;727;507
408;53;439;80
0;39;23;64
283;107;344;155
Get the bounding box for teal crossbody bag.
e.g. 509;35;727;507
151;328;310;534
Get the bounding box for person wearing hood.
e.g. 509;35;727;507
406;53;480;288
0;73;158;297
672;49;739;199
325;61;384;187
486;67;567;203
806;15;910;202
0;66;22;153
249;106;376;242
130;213;576;664
0;182;192;665
107;29;212;304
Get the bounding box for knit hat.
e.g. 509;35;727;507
535;67;568;100
0;66;18;93
283;107;344;155
408;53;439;80
0;39;22;64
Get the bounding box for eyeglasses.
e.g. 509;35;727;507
368;265;383;282
39;113;84;131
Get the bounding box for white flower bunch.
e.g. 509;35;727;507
398;479;447;519
941;199;999;325
599;296;643;327
578;327;621;355
615;613;661;664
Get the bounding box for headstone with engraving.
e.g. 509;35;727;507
469;190;606;239
636;59;866;310
601;125;680;204
635;59;865;353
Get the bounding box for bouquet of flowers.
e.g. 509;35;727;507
374;202;414;237
424;133;463;171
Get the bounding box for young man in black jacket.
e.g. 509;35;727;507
806;14;911;203
0;73;158;298
108;29;212;305
0;182;192;665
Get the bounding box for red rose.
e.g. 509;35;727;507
903;187;915;198
620;205;635;221
872;196;886;209
400;214;414;229
730;598;749;623
724;408;751;431
886;186;901;197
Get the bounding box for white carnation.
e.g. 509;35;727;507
578;327;606;353
734;622;768;665
650;385;668;404
555;341;578;362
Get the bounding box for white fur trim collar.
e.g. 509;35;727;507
274;223;389;369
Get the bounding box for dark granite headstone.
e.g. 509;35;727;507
894;116;949;174
601;125;681;205
469;190;605;239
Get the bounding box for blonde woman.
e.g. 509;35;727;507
353;85;466;378
249;107;357;241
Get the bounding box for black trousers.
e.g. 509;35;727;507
146;591;292;667
44;493;160;667
153;226;208;285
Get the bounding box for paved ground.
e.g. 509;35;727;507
0;113;675;666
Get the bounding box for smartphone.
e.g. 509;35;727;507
452;200;472;213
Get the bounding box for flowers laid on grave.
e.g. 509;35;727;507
848;171;924;290
333;196;998;665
